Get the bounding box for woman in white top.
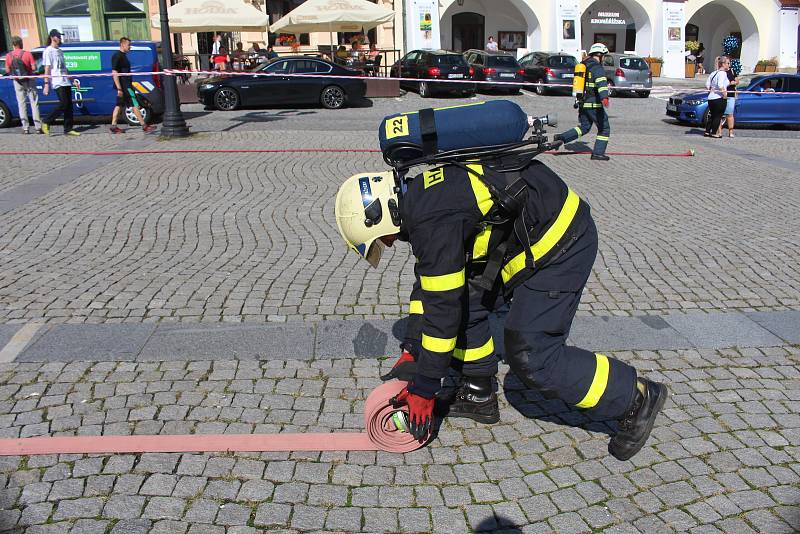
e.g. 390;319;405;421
704;56;729;138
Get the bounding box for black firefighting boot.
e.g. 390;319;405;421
608;378;668;461
436;376;499;424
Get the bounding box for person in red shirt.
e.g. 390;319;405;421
4;35;42;134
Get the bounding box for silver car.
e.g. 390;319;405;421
601;53;652;97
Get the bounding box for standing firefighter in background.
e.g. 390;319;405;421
335;101;668;460
555;43;611;160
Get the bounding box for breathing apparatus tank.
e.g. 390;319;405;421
572;61;587;108
379;100;530;163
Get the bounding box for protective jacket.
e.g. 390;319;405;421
580;57;609;108
399;160;589;386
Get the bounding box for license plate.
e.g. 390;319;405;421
500;73;515;78
448;73;464;79
631;84;644;88
667;104;677;112
562;74;574;79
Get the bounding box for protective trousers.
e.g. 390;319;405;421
558;108;610;157
503;218;637;419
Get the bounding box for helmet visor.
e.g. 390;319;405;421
365;239;385;268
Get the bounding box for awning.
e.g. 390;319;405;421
269;0;394;34
150;0;269;33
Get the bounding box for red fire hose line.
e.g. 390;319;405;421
0;381;423;456
0;148;695;157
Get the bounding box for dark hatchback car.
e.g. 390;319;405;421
197;56;366;110
391;49;476;97
518;51;577;95
463;49;524;93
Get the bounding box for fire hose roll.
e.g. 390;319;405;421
379;100;530;162
0;380;423;455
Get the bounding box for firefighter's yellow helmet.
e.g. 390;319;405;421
335;171;400;268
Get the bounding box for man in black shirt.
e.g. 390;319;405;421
110;37;156;133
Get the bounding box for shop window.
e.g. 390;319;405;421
685;24;699;43
104;0;145;12
44;0;90;16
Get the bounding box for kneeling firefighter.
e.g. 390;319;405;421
555;42;612;161
335;100;667;461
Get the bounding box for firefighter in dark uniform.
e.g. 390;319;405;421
335;159;668;461
555;43;612;161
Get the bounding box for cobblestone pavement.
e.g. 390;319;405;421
0;346;798;534
0;88;798;533
0;92;799;324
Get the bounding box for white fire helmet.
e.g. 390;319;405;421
589;43;609;56
335;171;401;268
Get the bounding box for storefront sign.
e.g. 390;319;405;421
405;0;440;51
661;2;685;78
64;52;102;72
556;0;581;58
590;12;626;25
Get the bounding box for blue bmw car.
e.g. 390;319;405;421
666;73;800;126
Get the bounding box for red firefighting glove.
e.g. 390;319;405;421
390;387;434;441
602;98;610;108
380;350;417;382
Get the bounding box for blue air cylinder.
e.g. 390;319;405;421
379;100;529;163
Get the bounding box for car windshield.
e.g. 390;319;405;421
548;55;576;68
620;57;648;70
435;55;466;66
488;56;519;67
736;74;758;90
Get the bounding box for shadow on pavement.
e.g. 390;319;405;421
502;372;616;437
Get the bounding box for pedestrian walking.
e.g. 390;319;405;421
42;29;80;136
336;156;668;461
554;43;611;160
704;57;729;138
4;36;42;134
109;37;156;134
718;57;738;138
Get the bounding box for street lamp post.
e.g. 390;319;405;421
157;0;190;137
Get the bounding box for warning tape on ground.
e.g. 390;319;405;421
0;381;423;456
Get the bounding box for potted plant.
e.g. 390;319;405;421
684;41;700;78
644;56;662;77
765;57;778;72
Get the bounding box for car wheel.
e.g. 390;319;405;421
0;101;10;128
637;90;650;98
124;104;152;126
321;85;346;109
419;81;430;98
535;80;546;96
214;87;240;111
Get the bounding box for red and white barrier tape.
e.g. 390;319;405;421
3;69;796;94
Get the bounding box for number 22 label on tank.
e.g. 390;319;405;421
385;116;409;139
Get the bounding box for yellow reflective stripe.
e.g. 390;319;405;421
598;87;609;92
453;337;494;362
576;353;610;408
586;82;596;87
596;135;609;141
501;189;580;283
422;333;457;353
420;269;465;292
595;76;607;83
466;164;493;215
409;300;424;314
573;127;583;136
472;227;492;260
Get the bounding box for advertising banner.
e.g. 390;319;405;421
405;0;440;51
556;0;581;59
661;2;685;78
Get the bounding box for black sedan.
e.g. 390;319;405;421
197;56;366;110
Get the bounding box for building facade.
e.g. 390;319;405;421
396;0;800;74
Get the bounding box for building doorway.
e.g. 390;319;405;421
581;0;651;55
685;1;758;72
452;12;484;52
